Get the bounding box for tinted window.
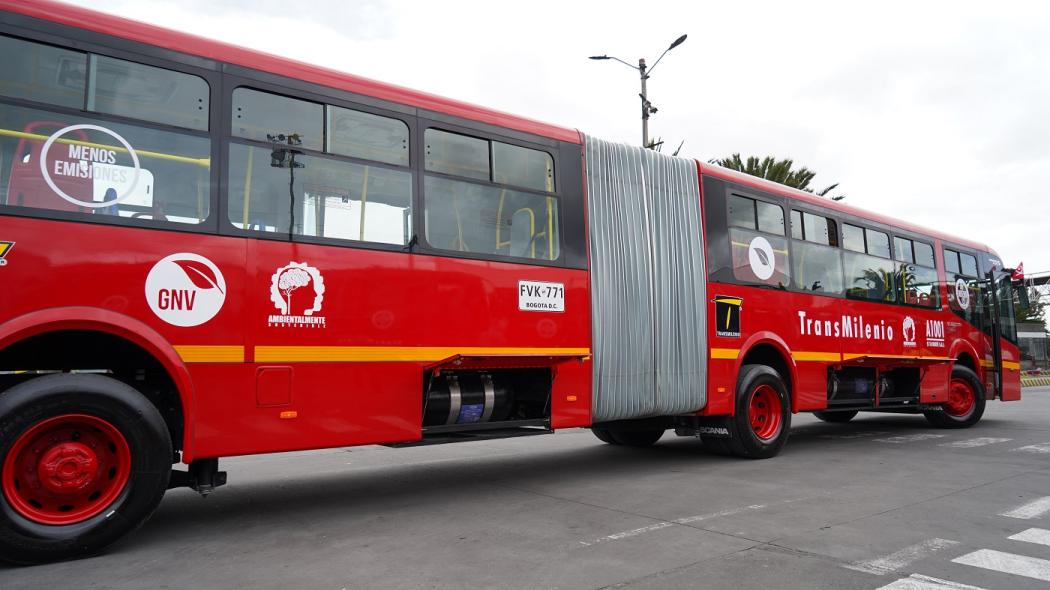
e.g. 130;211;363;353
961;253;979;277
793;242;843;294
790;210;803;239
842;223;865;252
730;228;789;287
914;241;935;268
424;175;558;260
901;263;939;308
867;229;890;258
0;103;210;224
844;251;897;302
88;55;209;131
944;249;960;274
727;195;756;230
425;129;488;181
802;212;832;245
894;236;913;263
228;143;411;245
327;106;408;166
232;88;322;151
0;36;85;109
756;201;785;235
492;141;554;192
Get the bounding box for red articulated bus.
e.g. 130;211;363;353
0;0;1028;564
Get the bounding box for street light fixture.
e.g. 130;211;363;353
590;34;687;149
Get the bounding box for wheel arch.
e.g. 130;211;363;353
736;332;798;413
949;339;982;384
0;307;196;461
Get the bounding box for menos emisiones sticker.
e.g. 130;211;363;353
145;253;226;327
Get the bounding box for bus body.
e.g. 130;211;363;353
0;0;1023;563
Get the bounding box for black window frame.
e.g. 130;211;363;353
417;118;565;267
0;25;222;236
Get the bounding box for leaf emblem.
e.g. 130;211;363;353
755;248;770;267
173;259;224;294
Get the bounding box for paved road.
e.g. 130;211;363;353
3;389;1050;589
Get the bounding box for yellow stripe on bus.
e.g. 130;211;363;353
710;348;740;360
174;345;244;363
253;346;590;363
792;351;841;362
1002;360;1021;370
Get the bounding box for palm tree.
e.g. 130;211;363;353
709;154;845;201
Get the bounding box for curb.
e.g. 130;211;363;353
1022;377;1050;388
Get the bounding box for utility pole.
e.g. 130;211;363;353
590;34;687;149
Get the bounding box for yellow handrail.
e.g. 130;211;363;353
242;146;254;228
358;166;370;241
0;128;211;167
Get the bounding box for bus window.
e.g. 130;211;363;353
425;129;488;181
0;102;210;224
326;106;408;167
87;55;209;131
492;141;554;192
233;88;322;151
0;36;85;109
960;252;978;277
843;225;897;302
944;248;981;321
423;176;558;259
896;236;938;307
791;211;843;294
756;201;785;235
227;143;412;245
727;194;757;230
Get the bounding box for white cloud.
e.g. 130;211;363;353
92;0;1050;273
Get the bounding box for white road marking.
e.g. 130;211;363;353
952;549;1050;582
845;538;960;575
1001;496;1050;520
578;504;766;547
1009;528;1050;547
1013;443;1050;454
874;434;948;444
876;573;988;590
939;437;1012;448
818;431;891;440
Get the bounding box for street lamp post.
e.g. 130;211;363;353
590;34;687;149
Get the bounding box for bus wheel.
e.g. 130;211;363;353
724;365;791;459
813;410;858;423
609;429;664;447
923;366;986;429
0;374;172;565
591;427;620;445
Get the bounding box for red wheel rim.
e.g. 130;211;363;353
944;378;976;417
749;384;783;441
2;414;131;525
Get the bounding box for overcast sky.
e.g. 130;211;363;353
91;0;1050;275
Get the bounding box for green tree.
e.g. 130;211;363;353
1016;286;1046;324
709;154;845;201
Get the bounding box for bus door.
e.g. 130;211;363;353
983;270;1003;398
983;271;1021;400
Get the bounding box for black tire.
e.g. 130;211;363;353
723;364;792;459
813;410;858;423
0;374;172;565
609;429;664;447
923;365;986;429
591;427;620;445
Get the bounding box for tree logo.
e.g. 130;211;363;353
902;316;916;347
145;253;226;327
268;262;326;328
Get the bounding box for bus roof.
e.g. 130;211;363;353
2;0;582;144
698;162;992;253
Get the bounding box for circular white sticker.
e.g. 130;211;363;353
145;253;226;327
39;124;141;208
748;236;776;280
955;278;971;309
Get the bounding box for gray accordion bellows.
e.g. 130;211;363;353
585;135;707;422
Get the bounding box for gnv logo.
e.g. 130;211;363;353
145;253;226;327
955;278;971;310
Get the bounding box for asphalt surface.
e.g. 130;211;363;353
3;388;1049;590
